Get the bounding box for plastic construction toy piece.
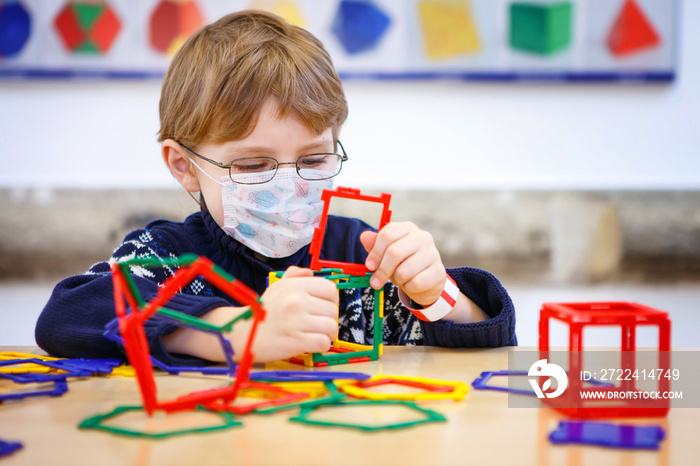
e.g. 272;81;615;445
339;375;469;401
79;405;241;439
471;370;613;397
254;380;347;415
0;352;63;374
549;421;666;450
539;302;671;418
197;381;309;415
0;439;23;458
509;2;573;55
471;370;533;396
0;378;68;402
110;254;266;415
269;270;384;367
417;0;481;60
309;186;392;276
331;0;391;55
53;1;121;54
48;358;123;375
103;317;232;377
0;358;92;382
149;0;203;55
290;399;446;432
607;0;660;57
249;370;371;383
0;1;31;58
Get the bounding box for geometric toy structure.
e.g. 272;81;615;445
0;1;31;58
149;0;203;55
549;420;666;450
79;405;242;439
289;399;447;431
339;375;469;401
607;0;661;57
538;302;671;418
269;270;384;367
274;186;393;367
471;370;612;397
331;0;391;55
417;0;481;60
110;254;276;415
309;186;392;276
53;1;121;53
509;1;573;55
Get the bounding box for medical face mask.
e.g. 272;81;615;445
191;159;333;258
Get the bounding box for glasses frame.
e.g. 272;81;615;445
178;140;348;185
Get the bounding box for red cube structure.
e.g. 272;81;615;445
538;302;671;418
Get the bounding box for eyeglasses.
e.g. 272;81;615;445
179;141;348;185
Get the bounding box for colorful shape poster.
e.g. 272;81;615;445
0;0;678;82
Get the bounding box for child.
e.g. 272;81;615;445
36;10;516;366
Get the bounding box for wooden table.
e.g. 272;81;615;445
0;346;694;466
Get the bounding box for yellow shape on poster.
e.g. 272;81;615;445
418;0;481;60
250;1;305;28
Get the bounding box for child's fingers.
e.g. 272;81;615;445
399;262;446;306
277;267;339;303
299;332;333;354
281;266;314;279
363;223;410;273
359;230;377;255
305;294;340;319
370;226;426;290
302;314;339;341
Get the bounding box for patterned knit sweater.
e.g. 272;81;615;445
36;210;517;366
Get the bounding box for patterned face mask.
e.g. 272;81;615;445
191;159;332;258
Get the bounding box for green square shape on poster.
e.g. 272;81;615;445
509;2;573;55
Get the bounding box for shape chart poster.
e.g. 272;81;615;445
0;0;678;82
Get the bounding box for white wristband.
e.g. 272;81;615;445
400;275;459;322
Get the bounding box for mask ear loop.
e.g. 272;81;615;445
188;157;227;187
186;157;227;212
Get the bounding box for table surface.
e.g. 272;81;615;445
0;346;694;466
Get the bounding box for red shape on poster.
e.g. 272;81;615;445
607;0;661;57
54;5;83;51
54;2;121;54
91;6;121;53
150;0;203;55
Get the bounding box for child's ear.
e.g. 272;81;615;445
162;140;201;192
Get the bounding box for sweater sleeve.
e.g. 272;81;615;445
419;267;517;347
35;227;231;365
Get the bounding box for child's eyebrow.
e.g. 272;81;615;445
225;140;333;158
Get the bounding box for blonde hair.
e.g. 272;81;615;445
158;10;348;147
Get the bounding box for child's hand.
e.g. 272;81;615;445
230;266;339;362
360;222;446;307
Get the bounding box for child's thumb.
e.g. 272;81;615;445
281;266;314;279
359;230;377;253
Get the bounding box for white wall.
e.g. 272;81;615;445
1;1;698;192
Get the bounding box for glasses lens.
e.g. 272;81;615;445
297;154;342;180
229;157;277;184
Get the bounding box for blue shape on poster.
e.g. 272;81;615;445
332;0;390;55
549;421;666;450
0;1;31;58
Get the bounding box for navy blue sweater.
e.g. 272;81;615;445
36;210;516;366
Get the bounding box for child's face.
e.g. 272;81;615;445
190;98;335;229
